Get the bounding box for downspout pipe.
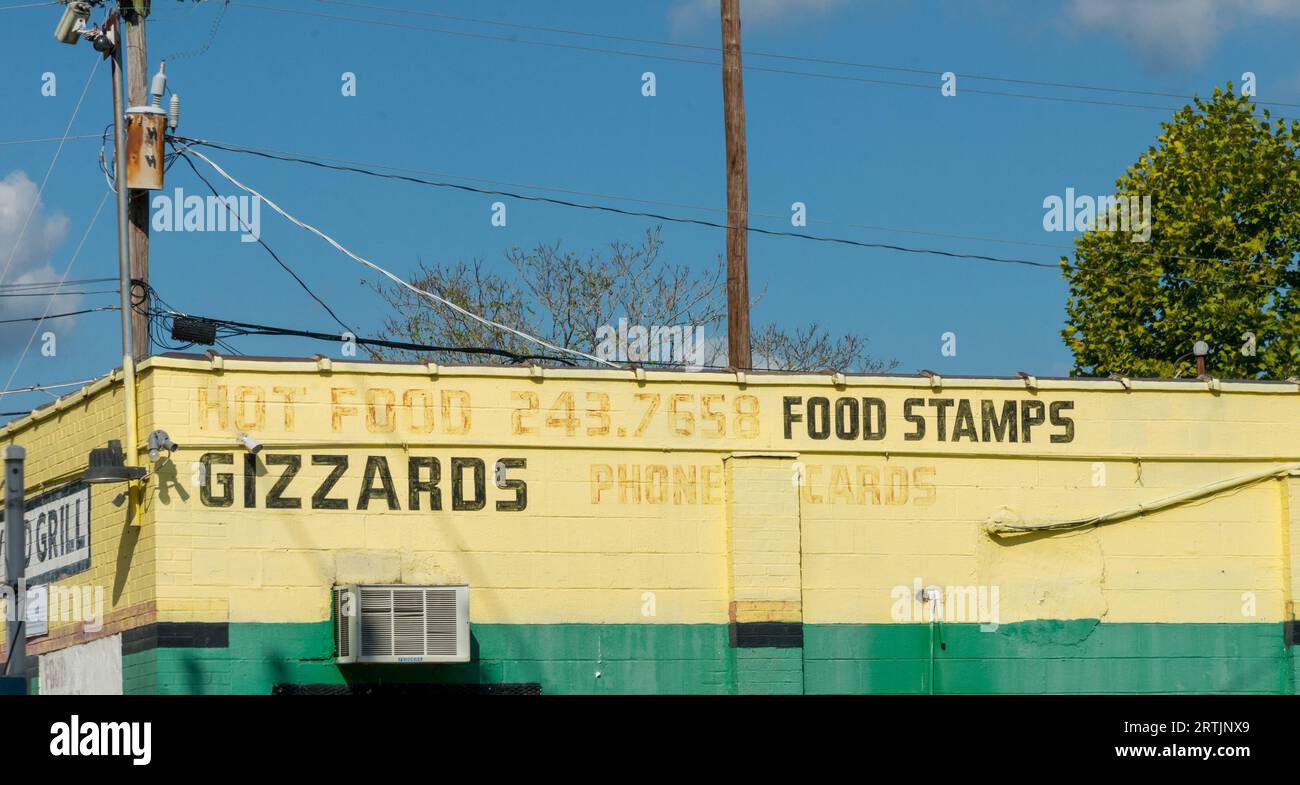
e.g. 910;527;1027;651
111;31;142;523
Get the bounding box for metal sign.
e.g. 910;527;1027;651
0;482;92;586
25;584;47;638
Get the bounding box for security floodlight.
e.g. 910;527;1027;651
238;433;264;454
147;430;179;462
54;2;91;45
82;440;146;484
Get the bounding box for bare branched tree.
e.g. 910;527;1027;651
368;226;896;372
751;322;897;373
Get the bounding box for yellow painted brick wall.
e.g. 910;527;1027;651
12;355;1300;656
136;357;1300;631
0;371;157;658
724;454;802;622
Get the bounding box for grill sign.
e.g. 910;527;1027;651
0;482;92;585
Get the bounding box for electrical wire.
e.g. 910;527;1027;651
0;277;116;289
130;281;243;356
0;133;102;146
149;307;577;365
0;56;102;289
232;1;1297;119
174;136;1299;294
170;150;372;355
0;379;100;398
179;146;618;367
172;134;1272;269
0;378;102;420
1;189;112;398
0;1;60;11
0;290;117;298
0;307;117;325
99;123;117;193
160;0;231;61
176;137;1058;270
318;0;1300;111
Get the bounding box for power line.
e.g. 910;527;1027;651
172;151;370;353
175;137;1057;270
173;136;1296;292
0;379;100;398
320;0;1300;110
179;145;619;367
0;290;118;298
0;57;102;290
150;308;578;365
2;190;112;399
0;133;102;146
172;134;1268;268
0;1;59;11
0;277;117;290
0;306;117;325
231;1;1281;116
0;377;103;418
160;0;232;61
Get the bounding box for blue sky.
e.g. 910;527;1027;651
2;0;1298;419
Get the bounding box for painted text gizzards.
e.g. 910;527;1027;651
197;453;527;511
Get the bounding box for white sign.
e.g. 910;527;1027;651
0;482;91;585
26;583;47;637
39;634;123;695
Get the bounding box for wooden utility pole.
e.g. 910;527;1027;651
720;0;751;370
123;1;150;360
109;10;143;515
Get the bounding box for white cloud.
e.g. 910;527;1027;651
0;170;78;356
1066;0;1300;67
669;0;849;33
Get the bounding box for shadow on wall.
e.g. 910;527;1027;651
112;515;140;606
337;632;486;688
166;635;505;694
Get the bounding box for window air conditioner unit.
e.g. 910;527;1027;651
332;584;470;664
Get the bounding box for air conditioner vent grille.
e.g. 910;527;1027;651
334;584;470;664
426;588;459;656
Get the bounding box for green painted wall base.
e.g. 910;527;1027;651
116;621;1294;695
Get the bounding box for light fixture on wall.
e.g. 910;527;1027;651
147;430;179;462
82;440;146;484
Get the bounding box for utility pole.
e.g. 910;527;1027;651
109;10;143;518
123;0;150;359
721;0;751;370
1;446;27;693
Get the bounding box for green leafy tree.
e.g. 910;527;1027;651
1062;86;1300;378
